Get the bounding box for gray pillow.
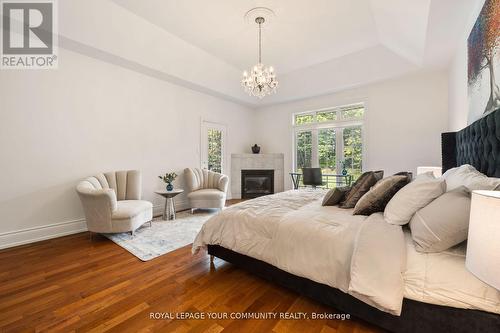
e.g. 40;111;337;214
339;170;384;209
409;186;471;253
322;187;350;206
353;175;409;215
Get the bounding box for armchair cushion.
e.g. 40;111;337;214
112;200;153;220
110;200;153;233
187;189;225;200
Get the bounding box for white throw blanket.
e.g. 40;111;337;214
193;189;406;315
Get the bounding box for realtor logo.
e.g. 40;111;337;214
1;0;57;69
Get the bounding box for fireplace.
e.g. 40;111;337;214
241;169;274;199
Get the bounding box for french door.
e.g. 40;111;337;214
295;125;363;179
201;121;226;174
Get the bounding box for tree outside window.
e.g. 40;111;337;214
343;126;363;180
294;104;364;185
296;131;312;169
208;129;222;173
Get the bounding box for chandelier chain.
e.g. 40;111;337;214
258;21;262;63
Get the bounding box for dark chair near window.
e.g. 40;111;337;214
302;168;324;188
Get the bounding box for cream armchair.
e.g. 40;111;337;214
184;168;228;212
76;170;153;236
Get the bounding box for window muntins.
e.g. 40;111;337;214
294;103;364;127
293;103;364;180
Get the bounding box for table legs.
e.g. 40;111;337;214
162;199;167;220
162;197;176;220
169;197;176;220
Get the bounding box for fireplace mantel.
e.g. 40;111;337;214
231;153;284;199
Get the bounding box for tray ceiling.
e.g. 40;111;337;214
106;0;483;106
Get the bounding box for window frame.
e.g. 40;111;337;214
200;120;227;174
292;103;366;176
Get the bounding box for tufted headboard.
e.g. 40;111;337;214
442;108;500;177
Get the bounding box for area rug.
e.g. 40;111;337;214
104;210;216;261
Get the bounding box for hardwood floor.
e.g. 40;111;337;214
224;199;245;206
0;231;384;333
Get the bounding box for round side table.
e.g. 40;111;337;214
154;189;184;220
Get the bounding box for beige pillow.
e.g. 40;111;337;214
353;176;409;215
384;173;446;225
409;186;471;252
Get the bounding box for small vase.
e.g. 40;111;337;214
166;183;173;191
342;169;348;176
252;144;261;154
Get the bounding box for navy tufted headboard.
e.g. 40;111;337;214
442;108;500;177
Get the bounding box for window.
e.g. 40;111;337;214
294;103;364;181
295;130;312;170
318;128;336;172
343;126;363;179
294;113;315;125
207;129;223;173
201;121;226;173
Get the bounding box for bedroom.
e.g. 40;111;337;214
0;0;499;332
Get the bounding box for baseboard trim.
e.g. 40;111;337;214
0;218;88;250
0;201;191;250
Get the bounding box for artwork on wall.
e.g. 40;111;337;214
468;0;499;124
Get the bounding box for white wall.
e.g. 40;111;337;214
59;0;255;106
448;43;469;131
254;70;449;190
0;48;255;249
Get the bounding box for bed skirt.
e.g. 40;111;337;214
207;245;500;333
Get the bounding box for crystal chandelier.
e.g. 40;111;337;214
241;17;278;98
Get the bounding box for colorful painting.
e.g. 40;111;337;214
468;0;500;123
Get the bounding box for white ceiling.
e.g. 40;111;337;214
113;0;382;74
110;0;482;106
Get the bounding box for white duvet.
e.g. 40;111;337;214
193;190;406;315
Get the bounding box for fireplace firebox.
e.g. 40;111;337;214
241;169;274;199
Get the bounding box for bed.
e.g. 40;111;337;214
193;108;500;332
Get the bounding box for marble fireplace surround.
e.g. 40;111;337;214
231;153;284;199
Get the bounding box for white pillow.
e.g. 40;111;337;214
409;186;471;253
384;173;446;225
442;164;500;191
